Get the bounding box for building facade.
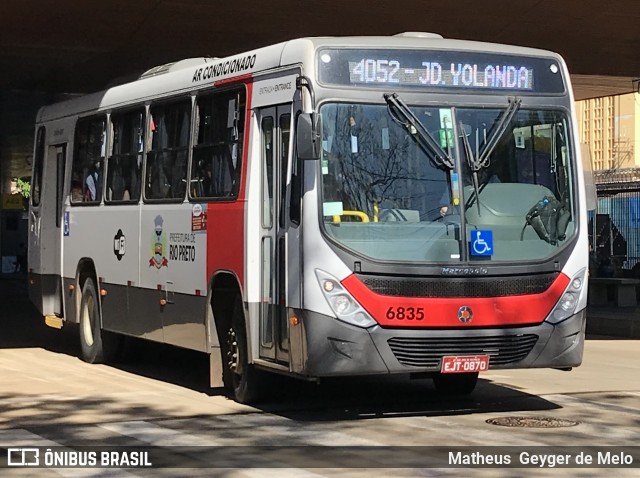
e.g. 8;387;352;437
576;92;640;171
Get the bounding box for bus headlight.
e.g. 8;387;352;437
331;295;352;314
315;269;376;328
547;268;586;324
559;292;578;311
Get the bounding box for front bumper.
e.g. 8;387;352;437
299;309;586;377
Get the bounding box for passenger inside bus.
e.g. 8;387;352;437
150;161;171;198
85;159;102;201
201;162;213;196
70;180;83;202
190;160;210;197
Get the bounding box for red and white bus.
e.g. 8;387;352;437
28;33;589;403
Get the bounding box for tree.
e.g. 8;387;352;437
16;177;30;198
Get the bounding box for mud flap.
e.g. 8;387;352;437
209;345;224;388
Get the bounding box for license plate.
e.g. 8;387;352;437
441;355;489;373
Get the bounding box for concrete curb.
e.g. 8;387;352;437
586;313;640;339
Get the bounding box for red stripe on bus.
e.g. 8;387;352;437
214;73;253;87
341;273;571;328
205;80;253;289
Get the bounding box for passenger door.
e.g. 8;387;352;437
53;144;67;290
258;105;293;364
28;131;67;316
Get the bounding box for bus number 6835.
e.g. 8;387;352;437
386;306;425;320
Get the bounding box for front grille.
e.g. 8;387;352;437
387;334;539;368
359;273;558;298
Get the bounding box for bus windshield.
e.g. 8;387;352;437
319;101;576;263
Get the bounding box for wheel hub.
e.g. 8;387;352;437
226;328;239;373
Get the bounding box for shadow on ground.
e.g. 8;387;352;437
1;275;562;424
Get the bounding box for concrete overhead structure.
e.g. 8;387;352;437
1;0;639;180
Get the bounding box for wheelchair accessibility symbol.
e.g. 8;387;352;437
471;230;493;256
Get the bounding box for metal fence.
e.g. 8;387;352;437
592;168;640;274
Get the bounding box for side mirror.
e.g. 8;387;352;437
296;113;321;160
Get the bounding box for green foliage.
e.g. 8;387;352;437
16;178;30;199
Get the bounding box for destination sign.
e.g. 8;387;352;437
318;49;566;94
349;59;533;90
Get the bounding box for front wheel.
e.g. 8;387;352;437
432;372;479;395
224;296;265;404
79;278;119;363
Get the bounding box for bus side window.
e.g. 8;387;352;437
71;116;106;204
145;99;191;201
107;109;144;203
190;87;245;200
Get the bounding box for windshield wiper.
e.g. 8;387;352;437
459;124;483;215
465;97;521;214
478;97;521;167
383;92;455;170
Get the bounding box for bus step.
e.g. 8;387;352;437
44;315;63;329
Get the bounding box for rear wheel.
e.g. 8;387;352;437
79;278;120;363
224;296;265;403
432;372;478;395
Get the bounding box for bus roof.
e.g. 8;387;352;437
36;33;564;123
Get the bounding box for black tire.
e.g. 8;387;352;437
224;296;265;403
433;372;479;395
79;278;119;364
